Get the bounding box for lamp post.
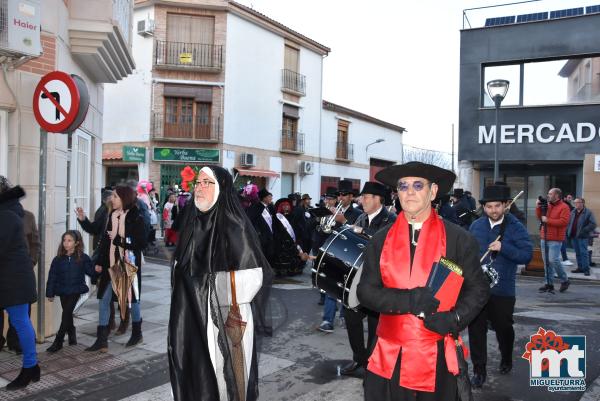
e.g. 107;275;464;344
486;79;509;182
366;138;385;154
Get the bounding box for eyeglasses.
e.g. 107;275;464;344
397;180;431;192
196;180;216;189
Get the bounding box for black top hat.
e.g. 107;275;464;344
359;181;387;198
337;179;355;195
479;185;511;204
324;187;337;198
258;188;272;200
375;161;456;197
452;188;464;198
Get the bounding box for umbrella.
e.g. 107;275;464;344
455;340;473;401
225;271;247;401
109;256;138;321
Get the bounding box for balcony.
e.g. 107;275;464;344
68;0;135;83
151;112;221;142
281;69;306;96
154;41;223;72
336;142;354;162
280;130;305;154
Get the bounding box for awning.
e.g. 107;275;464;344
234;168;280;178
102;149;123;160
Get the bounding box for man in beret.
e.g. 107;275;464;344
340;181;397;376
467;184;532;388
357;162;489;400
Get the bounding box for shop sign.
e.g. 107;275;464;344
153;147;220;163
123;146;146;162
478;123;600;144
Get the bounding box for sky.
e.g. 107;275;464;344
235;0;600;156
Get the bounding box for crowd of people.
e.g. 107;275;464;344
0;164;597;400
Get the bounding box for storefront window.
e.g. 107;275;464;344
483;56;600;107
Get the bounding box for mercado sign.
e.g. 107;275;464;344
478;123;600;144
153;147;220;163
123;146;146;162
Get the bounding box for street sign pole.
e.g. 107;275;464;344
37;128;47;342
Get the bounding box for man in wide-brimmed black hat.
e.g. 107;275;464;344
468;184;532;388
246;188;274;264
357;161;490;401
338;181;397;376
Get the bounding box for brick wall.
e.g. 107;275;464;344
18;34;56;75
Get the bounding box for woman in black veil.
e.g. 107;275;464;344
168;165;273;401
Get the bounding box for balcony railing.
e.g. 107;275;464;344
151;112;221;142
281;69;306;96
280;130;305;153
154;41;223;71
336;142;354;161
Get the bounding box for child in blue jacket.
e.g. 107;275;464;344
46;230;93;352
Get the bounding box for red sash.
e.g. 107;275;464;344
367;210;466;392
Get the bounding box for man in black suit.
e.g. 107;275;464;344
246;188;274;264
340;182;397;375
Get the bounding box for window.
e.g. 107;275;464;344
336;119;350;159
281;104;300;151
167;14;214;44
320;176;340;197
164;97;213;139
482;56;600;107
284;45;299;72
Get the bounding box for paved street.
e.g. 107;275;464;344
1;253;599;401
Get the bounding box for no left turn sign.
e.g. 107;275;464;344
32;71;89;133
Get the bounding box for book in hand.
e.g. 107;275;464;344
426;257;464;312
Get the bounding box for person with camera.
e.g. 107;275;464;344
567;198;596;276
467;184;532;388
536;188;571;293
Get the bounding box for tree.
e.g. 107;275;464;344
403;145;452;170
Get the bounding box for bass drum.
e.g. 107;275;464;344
312;226;369;309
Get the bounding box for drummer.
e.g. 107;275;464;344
317;180;362;333
339;181;397;376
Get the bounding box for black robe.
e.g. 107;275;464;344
357;217;489;401
271;213;302;275
168;166;273;401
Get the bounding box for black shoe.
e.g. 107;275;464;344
0;336;5;352
125;320;143;347
5;364;40;391
590;262;596;267
571;269;585;273
499;362;512;374
46;338;63;353
470;373;486;388
340;361;362;375
559;281;570;293
67;326;77;346
85;325;109;352
538;284;554;293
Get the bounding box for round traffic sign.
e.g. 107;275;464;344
32;71;88;133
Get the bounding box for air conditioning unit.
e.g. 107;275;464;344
240;153;256;167
300;161;314;175
137;19;155;37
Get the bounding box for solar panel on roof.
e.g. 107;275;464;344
484;15;516;26
586;5;600;14
516;12;548;23
550;7;584;19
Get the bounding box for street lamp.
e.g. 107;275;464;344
366;138;385;154
487;79;509;182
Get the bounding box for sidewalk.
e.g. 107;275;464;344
0;260;171;401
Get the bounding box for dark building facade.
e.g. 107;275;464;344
458;9;600;236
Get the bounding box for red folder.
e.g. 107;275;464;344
426;257;464;312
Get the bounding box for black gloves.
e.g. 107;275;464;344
423;311;459;336
408;287;439;317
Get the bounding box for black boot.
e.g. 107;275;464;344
47;325;66;353
5;364;40;391
115;307;130;336
67;326;77;346
125;320;143;347
0;336;5;352
85;326;109;352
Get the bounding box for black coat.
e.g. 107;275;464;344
343;204;362;225
358;217;489;333
290;206;312;252
246;202;274;261
46;254;93;297
354;207;397;237
78;204;109;251
0;186;37;308
95;207;147;300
